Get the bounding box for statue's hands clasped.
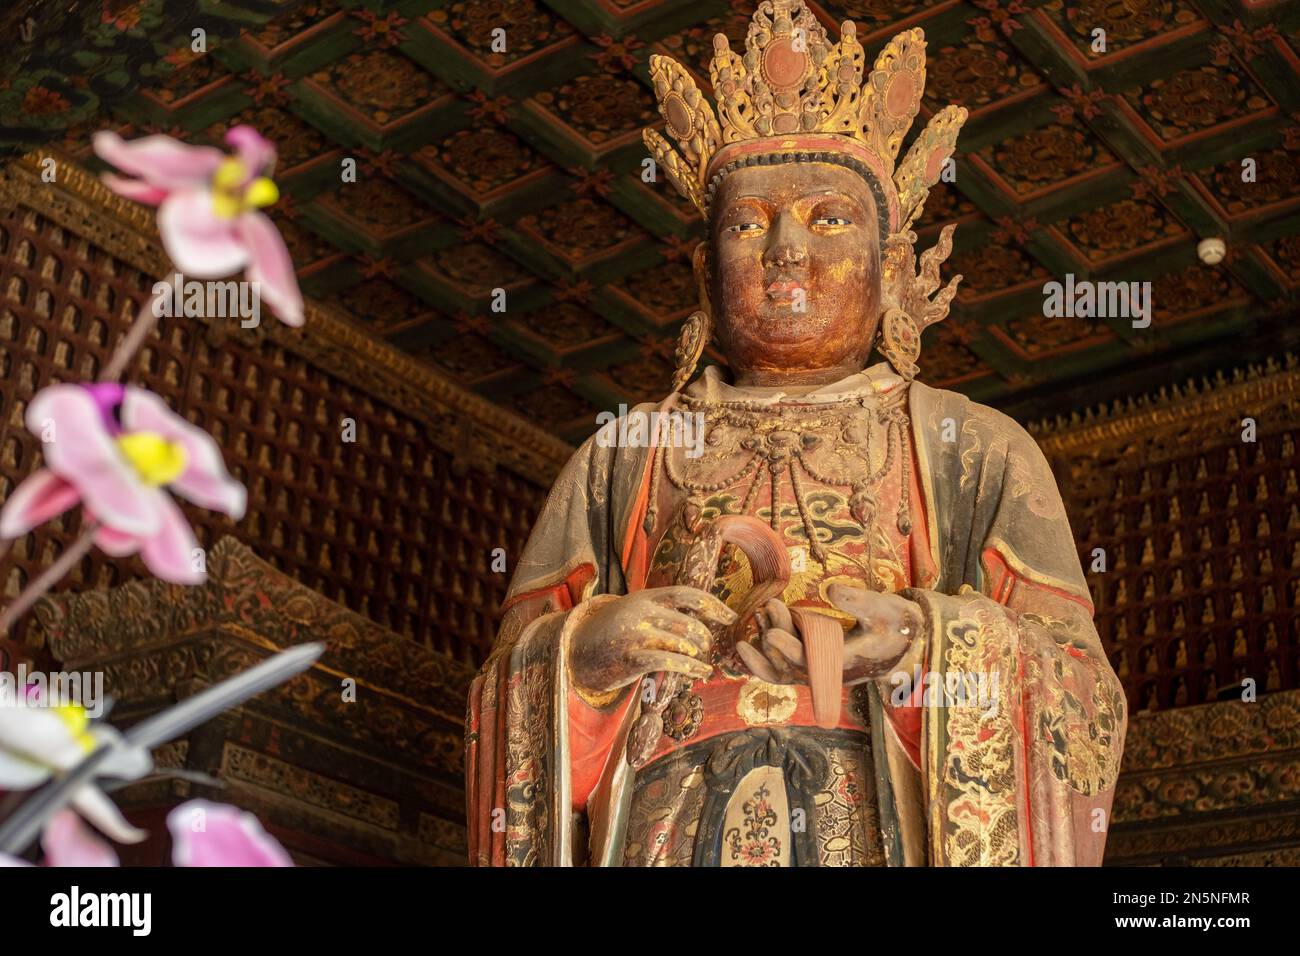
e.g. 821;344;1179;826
740;584;924;687
569;586;736;699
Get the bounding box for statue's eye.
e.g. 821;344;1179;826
813;215;852;227
725;222;764;234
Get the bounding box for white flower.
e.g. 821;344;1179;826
0;697;153;844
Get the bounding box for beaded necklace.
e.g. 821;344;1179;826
646;381;914;588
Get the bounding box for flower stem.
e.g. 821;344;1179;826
0;523;98;636
99;271;179;383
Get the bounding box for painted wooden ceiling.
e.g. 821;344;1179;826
4;0;1299;442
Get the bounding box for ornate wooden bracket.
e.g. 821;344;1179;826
24;536;476;865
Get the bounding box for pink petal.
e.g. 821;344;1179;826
157;190;250;278
26;386;159;537
225;125;276;176
94;523;140;557
138;491;204;584
168;800;293;867
119;389;246;518
238;212;304;326
0;469;81;539
100;173;168;205
93;131;223;190
43;810;120;867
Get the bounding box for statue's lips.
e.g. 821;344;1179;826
764;277;805;300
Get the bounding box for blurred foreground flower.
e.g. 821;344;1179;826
0;696;151;844
93;125;304;326
0;645;320;865
0;810;118;867
1;801;294;868
0;383;246;586
168;800;293;866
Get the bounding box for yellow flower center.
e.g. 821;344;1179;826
115;432;188;486
51;704;96;754
211;157;279;220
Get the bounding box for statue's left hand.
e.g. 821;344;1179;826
739;584;924;687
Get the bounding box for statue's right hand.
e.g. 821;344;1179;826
569;586;737;698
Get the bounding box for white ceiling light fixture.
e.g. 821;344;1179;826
1197;237;1226;265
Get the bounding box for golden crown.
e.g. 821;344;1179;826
643;0;967;234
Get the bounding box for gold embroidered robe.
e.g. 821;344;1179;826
465;365;1126;867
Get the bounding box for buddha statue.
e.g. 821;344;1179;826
466;0;1126;867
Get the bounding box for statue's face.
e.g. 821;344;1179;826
708;161;882;382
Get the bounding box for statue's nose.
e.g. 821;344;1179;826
764;212;807;268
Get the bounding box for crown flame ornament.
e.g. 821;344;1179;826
645;0;969;385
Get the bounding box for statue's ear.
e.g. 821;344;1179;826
878;231;913;315
672;241;715;393
692;240;711;314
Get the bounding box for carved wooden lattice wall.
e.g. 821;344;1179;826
1090;434;1299;711
1041;366;1300;715
0;201;546;665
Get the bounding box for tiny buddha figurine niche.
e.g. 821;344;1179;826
466;0;1126;867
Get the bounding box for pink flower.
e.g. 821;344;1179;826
93;125;304;326
0;383;246;584
167;800;293;866
42;810;121;867
2;802;295;868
